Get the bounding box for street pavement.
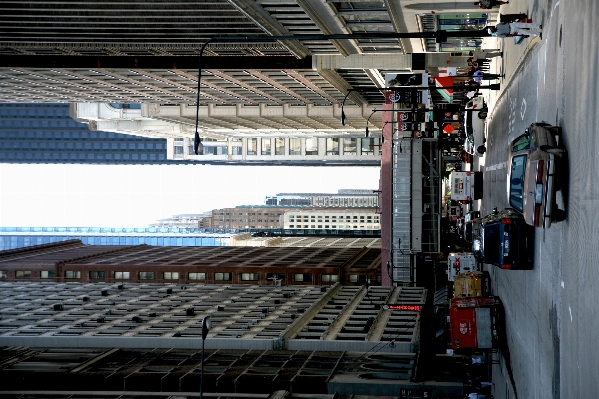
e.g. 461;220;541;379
467;1;599;398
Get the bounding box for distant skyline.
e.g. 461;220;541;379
0;163;380;228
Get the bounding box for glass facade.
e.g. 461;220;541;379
0;227;231;250
0;104;191;165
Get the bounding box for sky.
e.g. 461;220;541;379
0;163;380;228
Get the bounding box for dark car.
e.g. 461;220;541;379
463;210;481;243
474;207;533;270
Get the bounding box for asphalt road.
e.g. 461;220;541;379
472;1;599;398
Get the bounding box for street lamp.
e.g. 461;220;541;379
200;315;212;399
340;89;354;126
365;109;389;138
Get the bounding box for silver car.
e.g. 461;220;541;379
507;122;567;228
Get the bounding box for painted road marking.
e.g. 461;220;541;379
486;162;506;172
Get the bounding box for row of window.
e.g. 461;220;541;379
289;215;378;220
219;212;282;216
0;130;161;141
288;225;378;229
0;153;167;161
1;270;345;283
0;107;69;117
0;142;164;150
191;138;381;157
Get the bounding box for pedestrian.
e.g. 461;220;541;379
469;69;502;82
488;22;543;38
474;0;509;9
469;50;502;60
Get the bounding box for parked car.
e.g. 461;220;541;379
462;210;481;243
507;122;567;228
463;96;488;157
474;207;533;270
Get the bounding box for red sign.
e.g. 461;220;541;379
387;305;422;311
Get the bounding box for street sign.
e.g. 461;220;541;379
382;304;422;311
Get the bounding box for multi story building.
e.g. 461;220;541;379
0;103;189;164
150;213;211;228
283;208;380;231
0;239;381;286
200;206;295;230
71;103;382;166
265;189;379;207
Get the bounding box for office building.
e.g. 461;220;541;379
71;103;382;166
199;206;294;230
265;189;379;207
0;239;381;286
283;208;380;231
0;103;190;164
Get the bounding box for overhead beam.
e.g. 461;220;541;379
0;55;313;69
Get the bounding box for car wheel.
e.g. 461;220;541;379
478;110;488;119
477;145;486;154
553;209;567;222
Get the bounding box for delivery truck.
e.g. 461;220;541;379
449;296;503;350
447;252;479;281
453;271;490;298
450;171;483;202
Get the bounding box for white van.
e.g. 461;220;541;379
463;96;488;157
447;252;479;281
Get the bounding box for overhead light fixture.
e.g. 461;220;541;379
340;90;353;126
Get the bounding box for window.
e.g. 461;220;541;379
305;138;318;155
321;274;339;283
139;272;155;280
0;271;7;279
361;138;375;155
348;274;367;283
163;271;179;280
115;271;130;280
326;138;339;155
241;273;259;281
275;138;285;155
215;272;232;281
65;270;81;279
289;138;301;155
41;270;55;279
247;138;257;155
294;273;313;282
344;138;357;154
508;154;527;212
188;272;206;280
261;138;271;155
89;271;105;279
16;270;32;278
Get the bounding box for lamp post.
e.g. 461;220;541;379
200;315;212;399
365;109;389;138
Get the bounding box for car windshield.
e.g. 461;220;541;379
509;154;527;212
482;223;502;265
465;111;473;135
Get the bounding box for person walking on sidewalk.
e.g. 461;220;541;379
488;21;543;38
469;50;502;60
474;0;509;9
